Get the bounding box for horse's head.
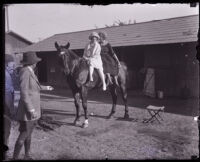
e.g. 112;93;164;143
54;41;71;74
54;41;80;75
55;41;70;56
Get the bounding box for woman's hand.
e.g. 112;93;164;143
29;109;37;119
84;59;91;65
87;60;91;65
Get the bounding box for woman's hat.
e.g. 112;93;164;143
89;32;100;40
98;31;108;40
20;52;41;65
5;54;14;63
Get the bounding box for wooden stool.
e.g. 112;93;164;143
143;105;165;123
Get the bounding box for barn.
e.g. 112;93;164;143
5;30;33;66
20;15;199;98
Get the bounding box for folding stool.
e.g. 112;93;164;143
143;105;165;123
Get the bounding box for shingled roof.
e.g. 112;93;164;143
6;30;33;45
20;15;199;53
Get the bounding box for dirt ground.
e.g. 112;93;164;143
6;88;199;160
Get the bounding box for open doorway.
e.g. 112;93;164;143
36;53;47;84
118;46;145;90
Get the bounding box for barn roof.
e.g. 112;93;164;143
20;15;199;53
6;30;33;45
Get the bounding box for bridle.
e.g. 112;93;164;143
60;51;66;56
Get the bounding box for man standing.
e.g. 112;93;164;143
12;52;53;160
4;54;16;159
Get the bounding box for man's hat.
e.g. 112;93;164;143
89;32;100;40
20;52;41;65
5;54;14;63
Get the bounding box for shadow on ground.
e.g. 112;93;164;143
37;112;76;132
40;87;199;117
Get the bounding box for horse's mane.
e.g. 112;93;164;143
68;49;80;60
62;48;86;75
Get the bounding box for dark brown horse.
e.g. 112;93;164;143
54;41;129;128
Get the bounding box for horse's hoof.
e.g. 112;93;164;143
107;114;114;119
124;114;129;119
74;120;81;126
82;123;89;128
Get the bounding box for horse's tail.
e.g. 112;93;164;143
119;61;129;85
124;63;129;84
120;61;128;74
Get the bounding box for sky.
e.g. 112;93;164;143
5;3;199;43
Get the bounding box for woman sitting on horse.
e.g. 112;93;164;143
83;32;107;91
98;31;121;86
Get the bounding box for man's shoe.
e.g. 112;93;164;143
24;155;33;160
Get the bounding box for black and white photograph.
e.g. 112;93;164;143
3;3;199;160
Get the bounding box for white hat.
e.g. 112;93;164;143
89;32;100;40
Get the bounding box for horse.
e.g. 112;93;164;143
54;41;129;128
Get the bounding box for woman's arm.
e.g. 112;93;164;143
108;43;121;66
107;43;115;57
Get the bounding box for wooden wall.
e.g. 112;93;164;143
5;34;31;66
143;43;198;97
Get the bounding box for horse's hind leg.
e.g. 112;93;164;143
108;84;117;119
119;82;129;119
73;92;81;126
81;86;89;128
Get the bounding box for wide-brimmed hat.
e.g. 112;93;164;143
89;32;100;40
20;52;41;65
5;54;14;63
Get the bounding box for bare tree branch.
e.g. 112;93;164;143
105;18;135;28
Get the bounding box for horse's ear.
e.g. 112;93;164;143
65;42;70;49
55;42;59;50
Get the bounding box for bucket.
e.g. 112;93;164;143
157;91;164;99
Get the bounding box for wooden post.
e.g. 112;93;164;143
5;5;9;32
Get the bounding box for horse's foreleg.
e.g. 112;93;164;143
120;83;129;119
73;92;81;126
81;86;89;128
108;85;117;119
